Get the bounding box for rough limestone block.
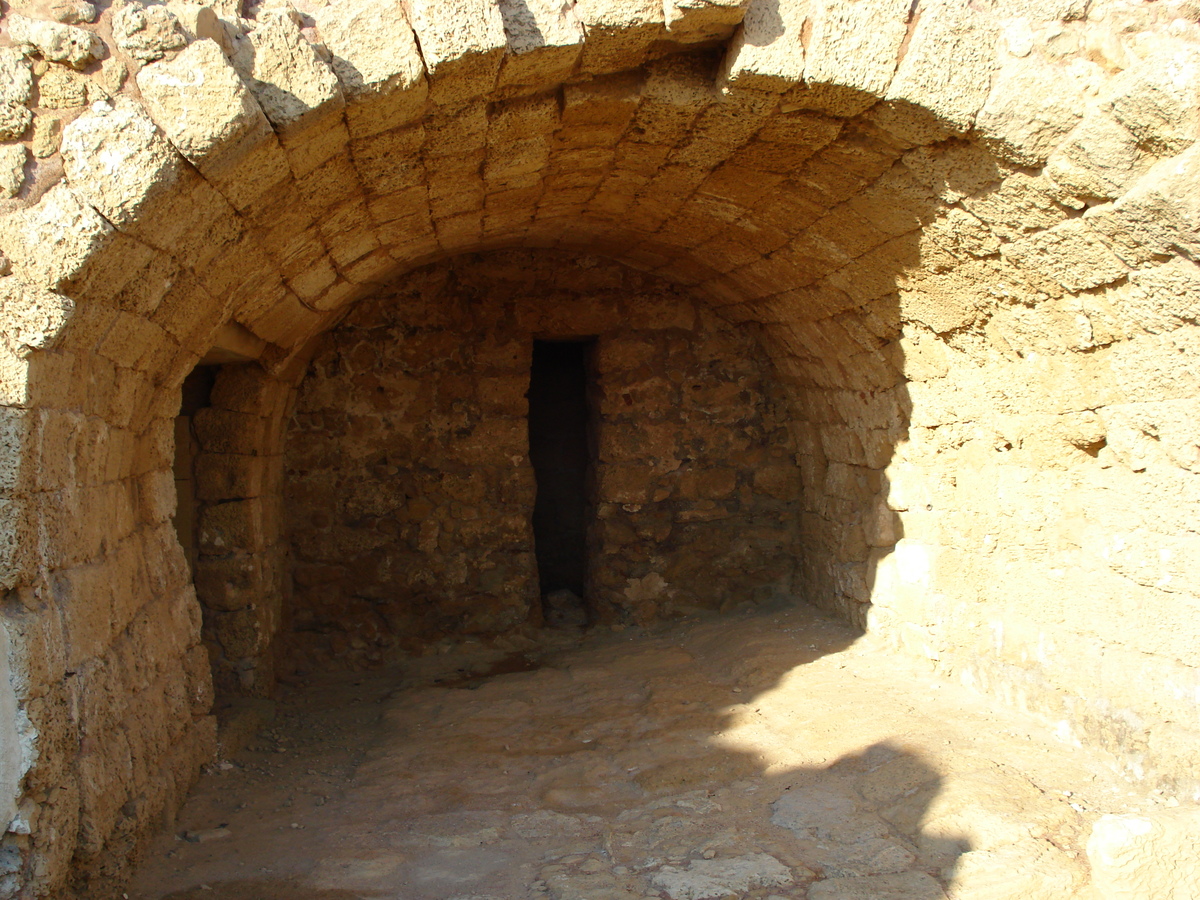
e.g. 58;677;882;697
575;0;663;74
37;65;89;109
664;0;749;45
137;469;177;524
1088;808;1200;899
199;498;265;553
1001;219;1127;294
0;49;34;107
975;56;1098;167
0;184;114;292
60;99;185;230
631;55;714;146
192;407;266;455
720;0;806;93
1045;109;1149;202
166;2;226;47
228;10;343;135
111;2;187;63
795;0;910;117
137;39;290;213
63;99;244;275
885;0;999;133
496;0;584;95
8;0;97;24
0;278;74;359
6;13;104;69
1083;144;1200;267
405;0;506;104
1105;41;1200;157
239;287;324;348
314;0;428;139
0;102;32;142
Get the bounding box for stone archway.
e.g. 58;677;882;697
0;0;1197;895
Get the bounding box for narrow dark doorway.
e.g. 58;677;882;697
528;339;593;626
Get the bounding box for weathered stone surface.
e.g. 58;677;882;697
720;0;807;93
885;0;999;132
664;0;749;44
651;853;793;898
228;9;342;132
575;0;663;74
0;48;34;107
137;39;287;210
808;872;947;899
0;183;113;290
35;63;88;108
30;113;62;157
495;0;584;94
0;104;33;142
405;0;506;102
795;0;910;116
1105;41;1200;157
60;99;184;229
111;2;187;62
976;57;1099;166
0;145;26;198
0;277;73;355
7;12;104;68
1000;219;1128;293
1084;142;1200;266
1045;109;1149;202
313;0;427;137
1088;808;1200;899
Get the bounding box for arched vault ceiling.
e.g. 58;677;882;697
0;0;1197;412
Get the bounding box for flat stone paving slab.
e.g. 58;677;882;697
128;604;1154;900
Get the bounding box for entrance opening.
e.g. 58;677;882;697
173;364;217;576
528;339;594;626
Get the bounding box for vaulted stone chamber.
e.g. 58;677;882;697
281;252;800;669
0;0;1198;896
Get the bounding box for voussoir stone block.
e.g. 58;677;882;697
794;0;910;117
664;0;749;45
60;99;185;231
405;0;506;104
885;0;999;133
1046;108;1149;203
228;9;343;134
1084;142;1200;267
1104;41;1200;158
0;184;114;292
975;56;1098;167
575;0;663;74
721;0;806;93
137;39;289;213
495;0;584;96
314;0;428;139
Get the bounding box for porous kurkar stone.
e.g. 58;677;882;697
0;3;1197;899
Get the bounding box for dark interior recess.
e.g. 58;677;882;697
527;340;594;620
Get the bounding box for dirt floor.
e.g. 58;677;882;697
127;603;1157;900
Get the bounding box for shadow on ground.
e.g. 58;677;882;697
131;604;1093;900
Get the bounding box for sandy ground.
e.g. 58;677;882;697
127;603;1153;900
